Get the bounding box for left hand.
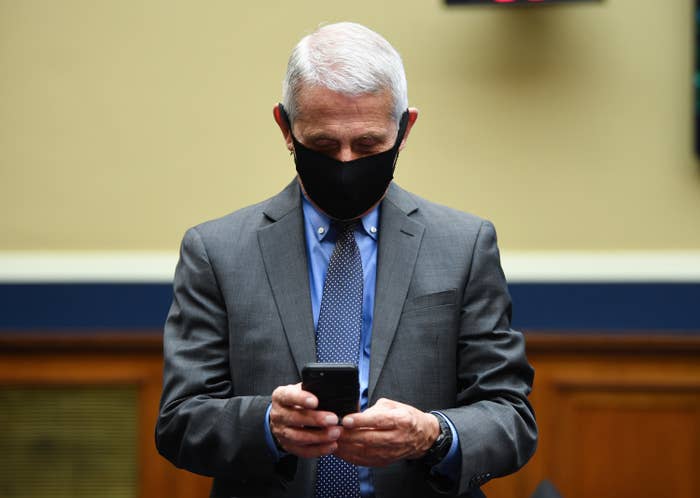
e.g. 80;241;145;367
333;398;440;467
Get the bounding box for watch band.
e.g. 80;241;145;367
421;413;453;468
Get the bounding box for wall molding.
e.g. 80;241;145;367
1;250;700;283
0;252;178;283
501;251;700;282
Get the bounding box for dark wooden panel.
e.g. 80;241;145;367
555;391;697;498
0;386;138;498
0;342;211;498
0;331;163;352
485;332;700;498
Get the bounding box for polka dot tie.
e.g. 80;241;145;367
314;222;362;498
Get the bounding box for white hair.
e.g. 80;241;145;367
282;22;408;124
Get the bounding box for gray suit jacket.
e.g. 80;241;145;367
156;180;537;497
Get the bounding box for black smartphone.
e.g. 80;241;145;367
301;362;359;421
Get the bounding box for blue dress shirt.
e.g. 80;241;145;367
265;193;461;496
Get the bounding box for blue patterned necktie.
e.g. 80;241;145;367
315;222;362;498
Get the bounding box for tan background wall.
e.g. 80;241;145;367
1;0;698;251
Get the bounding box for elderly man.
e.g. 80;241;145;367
156;22;537;498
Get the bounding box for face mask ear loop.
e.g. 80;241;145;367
387;110;411;171
395;110;410;149
278;103;298;157
278;103;292;128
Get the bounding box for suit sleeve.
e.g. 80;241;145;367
441;220;538;494
155;227;293;481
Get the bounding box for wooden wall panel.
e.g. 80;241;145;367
484;334;700;498
0;334;212;498
2;333;699;498
557;391;697;498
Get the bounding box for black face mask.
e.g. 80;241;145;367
279;104;409;221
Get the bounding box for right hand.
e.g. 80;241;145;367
270;383;343;458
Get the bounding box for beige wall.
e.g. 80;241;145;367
1;0;698;251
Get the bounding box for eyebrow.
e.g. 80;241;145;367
305;131;391;143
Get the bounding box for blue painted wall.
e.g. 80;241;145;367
0;283;698;332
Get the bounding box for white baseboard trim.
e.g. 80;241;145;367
0;251;699;283
500;251;700;283
0;251;179;283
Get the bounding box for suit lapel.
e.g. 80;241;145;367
369;184;425;400
257;181;316;377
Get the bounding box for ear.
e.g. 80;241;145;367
398;107;419;152
273;104;294;152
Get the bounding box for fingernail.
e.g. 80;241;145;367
329;428;341;439
305;397;315;408
343;417;354;427
324;415;338;425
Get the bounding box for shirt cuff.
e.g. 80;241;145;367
430;411;461;483
264;403;287;461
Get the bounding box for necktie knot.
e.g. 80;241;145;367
332;221;357;240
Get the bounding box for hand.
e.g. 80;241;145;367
269;383;343;458
334;398;440;467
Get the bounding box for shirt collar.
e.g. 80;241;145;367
301;193;380;242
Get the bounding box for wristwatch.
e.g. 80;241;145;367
421;413;453;468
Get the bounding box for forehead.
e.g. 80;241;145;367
293;86;395;138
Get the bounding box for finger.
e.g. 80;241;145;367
276;425;342;446
271;406;339;429
272;383;317;409
339;427;399;447
341;398;402;428
334;443;394;467
342;410;399;430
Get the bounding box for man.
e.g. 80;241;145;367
156;22;537;498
